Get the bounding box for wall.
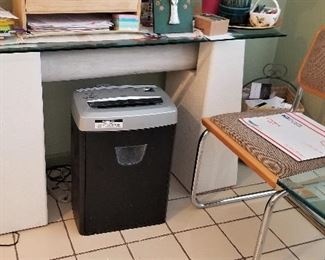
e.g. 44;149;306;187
273;0;325;124
0;0;10;10
243;0;287;83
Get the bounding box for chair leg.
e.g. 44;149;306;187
253;190;288;260
191;130;275;209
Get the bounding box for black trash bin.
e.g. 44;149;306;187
71;85;177;235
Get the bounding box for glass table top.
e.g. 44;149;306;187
278;167;325;219
0;28;285;53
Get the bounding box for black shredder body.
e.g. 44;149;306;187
71;85;177;235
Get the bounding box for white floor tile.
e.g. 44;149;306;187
168;174;189;200
16;222;73;260
128;235;188;260
246;249;297;260
77;245;133;260
290;239;325;260
176;225;241;260
236;162;264;187
206;201;255;223
245;197;293;215
0;234;16;260
269;209;324;246
166;198;214;232
233;183;272;196
121;223;170;243
219;217;285;257
58;202;75;220
65;219;124;254
48;195;62;223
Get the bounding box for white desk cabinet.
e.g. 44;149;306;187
0;29;284;233
0;53;47;234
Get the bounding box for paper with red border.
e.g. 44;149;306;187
239;112;325;161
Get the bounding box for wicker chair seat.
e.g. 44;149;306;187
209;110;325;180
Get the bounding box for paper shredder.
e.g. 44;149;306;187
71;85;177;235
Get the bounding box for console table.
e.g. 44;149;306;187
0;29;285;234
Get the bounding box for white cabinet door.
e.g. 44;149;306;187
0;52;47;234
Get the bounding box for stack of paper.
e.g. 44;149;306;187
0;6;17;39
240;112;325;161
28;14;113;32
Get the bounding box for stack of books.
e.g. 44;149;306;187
0;7;17;39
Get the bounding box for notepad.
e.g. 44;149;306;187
239;112;325;161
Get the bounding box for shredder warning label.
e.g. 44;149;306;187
95;119;123;129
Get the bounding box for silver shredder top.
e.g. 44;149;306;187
72;85;177;131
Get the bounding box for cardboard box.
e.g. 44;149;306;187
195;14;229;36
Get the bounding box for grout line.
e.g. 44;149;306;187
119;231;135;260
170;171;191;194
234;181;266;189
168;195;190;201
208;214;257;226
256;207;296;218
203;208;244;259
165;222;191;260
60;221;77;258
51;254;77;260
242;200;294;258
288;248;300;260
56;199;77;258
123;233;171;245
288;237;325;249
242;199;288;253
74;243;127;258
170;223;216;236
12;232;19;260
252;247;299;259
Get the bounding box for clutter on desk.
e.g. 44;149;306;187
153;0;193;34
0;6;17;39
113;14;140;31
195;14;229;36
27;14;114;33
249;0;281;28
198;0;281;28
242;64;304;112
12;0;142;30
219;0;252;25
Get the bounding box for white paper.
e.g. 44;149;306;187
240;112;325;161
28;14;113;32
204;33;235;40
245;96;287;109
0;7;18;20
249;82;262;99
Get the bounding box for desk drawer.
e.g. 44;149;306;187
26;0;139;14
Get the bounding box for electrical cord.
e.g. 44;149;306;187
0;232;20;247
47;164;72;203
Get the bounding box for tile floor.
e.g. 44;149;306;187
0;163;324;260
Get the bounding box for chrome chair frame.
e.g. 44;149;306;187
191;87;305;260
